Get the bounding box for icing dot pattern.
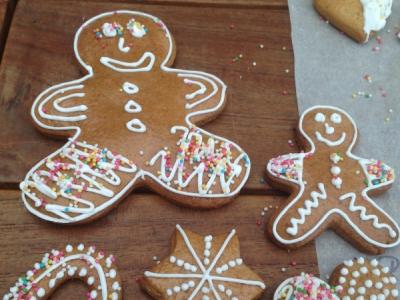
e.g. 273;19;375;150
331;257;398;300
143;225;265;299
2;244;121;300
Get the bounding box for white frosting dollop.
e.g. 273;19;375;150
127;19;147;38
361;0;392;39
102;22;117;37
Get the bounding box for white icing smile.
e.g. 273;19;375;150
315;131;346;146
100;51;155;72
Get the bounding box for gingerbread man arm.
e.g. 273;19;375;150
31;76;90;132
359;158;395;190
174;69;227;125
266;153;305;185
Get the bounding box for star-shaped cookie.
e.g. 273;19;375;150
141;224;266;299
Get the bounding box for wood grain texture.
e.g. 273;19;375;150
0;0;16;63
0;0;298;192
0;190;318;299
75;0;288;8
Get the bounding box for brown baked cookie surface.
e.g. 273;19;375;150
314;0;392;43
19;11;251;224
330;257;399;300
141;224;266;299
266;105;400;254
2;244;121;300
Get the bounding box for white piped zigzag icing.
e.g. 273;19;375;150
339;193;397;238
286;183;327;236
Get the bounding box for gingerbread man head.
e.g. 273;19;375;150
75;11;174;73
299;106;357;152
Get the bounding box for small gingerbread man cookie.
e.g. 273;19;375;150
274;273;340;300
314;0;392;43
266;105;400;253
2;244;121;300
19;11;251;224
141;224;266;299
330;257;399;300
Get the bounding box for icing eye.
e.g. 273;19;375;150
127;18;148;38
101;22;124;38
314;113;325;123
330;113;342;124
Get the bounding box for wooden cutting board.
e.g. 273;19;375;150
0;0;318;299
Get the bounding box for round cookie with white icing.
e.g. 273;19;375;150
2;244;121;300
266;105;400;254
19;10;251;224
141;224;266;299
274;273;340;300
330;257;398;300
314;0;392;43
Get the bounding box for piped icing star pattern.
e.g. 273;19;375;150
19;11;250;224
273;273;340;300
330;257;399;300
266;105;400;253
2;244;121;300
141;224;266;299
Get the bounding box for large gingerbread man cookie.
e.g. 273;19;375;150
19;11;250;224
266;105;400;253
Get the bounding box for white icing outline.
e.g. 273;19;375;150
21;10;250;223
144;225;265;299
267;105;400;249
2;247;118;300
286;183;327;236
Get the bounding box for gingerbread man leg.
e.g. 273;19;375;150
142;69;250;208
269;183;336;248
334;192;400;253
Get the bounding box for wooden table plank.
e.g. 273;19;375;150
0;0;298;192
78;0;288;8
0;190;318;299
0;0;16;64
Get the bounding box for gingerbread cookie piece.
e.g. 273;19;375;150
19;11;251;224
274;273;340;300
141;224;266;299
266;105;400;253
2;244;121;300
314;0;392;43
330;257;399;299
